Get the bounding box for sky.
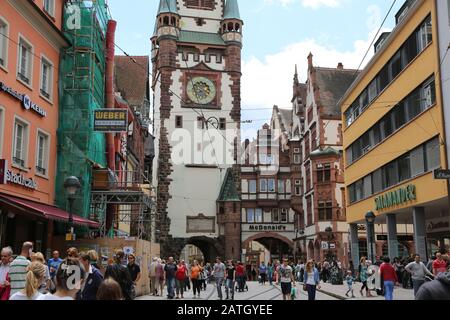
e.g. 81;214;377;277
108;0;404;138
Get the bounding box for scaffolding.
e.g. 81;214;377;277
56;0;110;226
90;169;157;239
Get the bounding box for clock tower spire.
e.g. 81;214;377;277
152;0;243;261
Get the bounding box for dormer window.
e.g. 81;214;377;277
185;0;215;10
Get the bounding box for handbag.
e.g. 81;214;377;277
303;284;307;292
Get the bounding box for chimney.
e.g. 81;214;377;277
337;62;344;70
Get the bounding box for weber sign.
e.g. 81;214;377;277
94;109;128;132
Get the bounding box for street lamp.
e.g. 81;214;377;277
365;211;376;262
325;226;334;262
64;176;81;235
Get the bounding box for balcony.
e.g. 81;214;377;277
92;169;150;191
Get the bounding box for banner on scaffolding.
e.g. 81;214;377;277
94;109;128;132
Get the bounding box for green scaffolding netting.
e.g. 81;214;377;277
56;0;110;233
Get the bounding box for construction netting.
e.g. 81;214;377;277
56;0;110;229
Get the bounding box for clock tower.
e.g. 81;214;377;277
151;0;243;261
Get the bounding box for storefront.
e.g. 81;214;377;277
0;193;99;255
426;217;450;255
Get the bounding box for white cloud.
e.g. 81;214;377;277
241;27;390;111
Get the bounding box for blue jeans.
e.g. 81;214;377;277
166;278;175;298
306;284;316;301
384;281;394;300
225;279;234;299
215;277;224;299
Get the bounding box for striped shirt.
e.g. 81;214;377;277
9;256;30;297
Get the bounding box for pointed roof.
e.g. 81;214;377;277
217;168;240;202
157;0;177;15
224;0;241;20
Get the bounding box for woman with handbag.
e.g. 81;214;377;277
303;260;320;301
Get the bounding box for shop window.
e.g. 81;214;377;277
36;131;49;177
0;18;9;68
17;36;33;86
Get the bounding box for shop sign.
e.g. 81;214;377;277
0;161;37;190
375;184;416;211
94;109;128;132
248;225;288;232
426;218;450;233
0;81;47;117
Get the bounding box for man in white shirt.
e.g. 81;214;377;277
406;254;434;297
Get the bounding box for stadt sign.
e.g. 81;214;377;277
375;184;416;211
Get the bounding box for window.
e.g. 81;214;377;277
368;79;378;102
249;180;257;194
317;163;331;183
359;90;369;111
255;209;263;223
294;179;301;196
372;168;383;194
318;202;332;221
36;131;49;176
398;154;411;182
422;78;436;110
293;154;301;164
311;125;317;150
417;16;432;52
247;209;255;223
278;180;285;193
17;37;33;85
175;116;183;128
306;196;312;225
185;0;215;10
280;209;288;223
363;175;372;198
425;137;440;171
383;161;399;189
219;118;226;130
13;119;28;168
272;209;279;223
260;179;267;192
355;180;364;202
410;145;425;177
305;162;311;190
304;133;310;157
242;179;248;193
407;87;422;120
381;112;393;139
40;57;53;100
0;18;8;68
268;179;275;193
43;0;55;17
389;51;403;81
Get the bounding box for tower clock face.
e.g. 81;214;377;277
187;77;217;105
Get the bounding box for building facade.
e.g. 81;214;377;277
241;122;295;264
0;0;97;254
341;0;450;264
289;56;358;266
151;0;242;260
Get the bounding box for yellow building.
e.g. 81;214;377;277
340;0;450;263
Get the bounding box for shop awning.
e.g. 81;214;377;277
0;194;100;228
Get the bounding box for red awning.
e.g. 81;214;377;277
0;194;100;228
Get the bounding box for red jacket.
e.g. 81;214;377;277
236;265;245;276
380;263;398;282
